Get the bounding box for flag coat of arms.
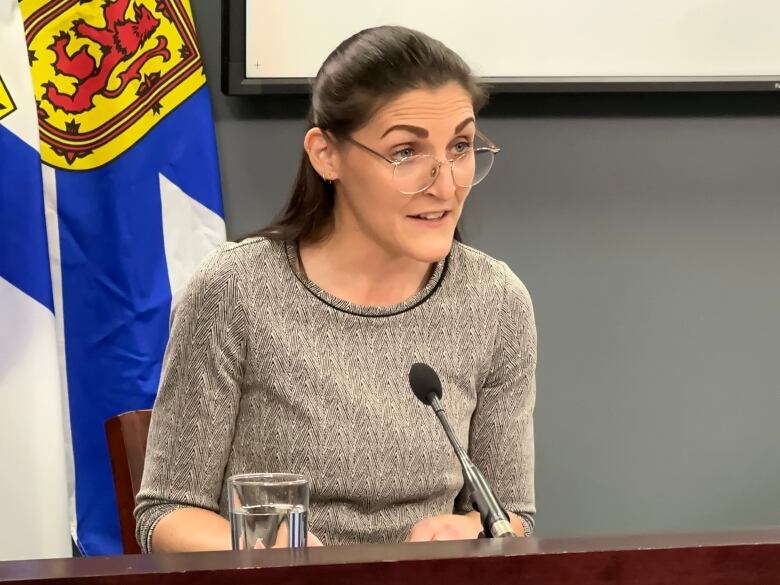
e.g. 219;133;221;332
2;0;225;556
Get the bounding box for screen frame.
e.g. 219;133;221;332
221;0;780;96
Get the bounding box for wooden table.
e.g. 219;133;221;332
2;528;780;584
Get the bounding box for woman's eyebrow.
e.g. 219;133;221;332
380;117;475;139
381;124;428;138
454;117;475;133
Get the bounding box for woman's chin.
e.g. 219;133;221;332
403;236;455;264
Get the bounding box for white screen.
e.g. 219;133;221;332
245;0;780;80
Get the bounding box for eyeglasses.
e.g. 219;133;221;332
343;130;500;195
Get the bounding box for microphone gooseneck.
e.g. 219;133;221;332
409;362;516;538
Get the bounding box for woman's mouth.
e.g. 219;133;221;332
408;210;449;226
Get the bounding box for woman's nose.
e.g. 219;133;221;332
425;160;457;199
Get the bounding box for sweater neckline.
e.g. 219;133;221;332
283;240;450;318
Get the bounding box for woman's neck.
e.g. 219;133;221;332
298;228;434;308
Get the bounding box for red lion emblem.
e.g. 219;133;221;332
43;0;171;114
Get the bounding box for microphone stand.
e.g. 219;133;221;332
428;393;516;538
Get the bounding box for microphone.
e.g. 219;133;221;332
409;362;516;538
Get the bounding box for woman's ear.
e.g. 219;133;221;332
304;128;340;181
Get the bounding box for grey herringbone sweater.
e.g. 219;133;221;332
134;237;537;551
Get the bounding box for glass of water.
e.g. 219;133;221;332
227;473;309;550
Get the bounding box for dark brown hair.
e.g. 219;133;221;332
255;26;488;243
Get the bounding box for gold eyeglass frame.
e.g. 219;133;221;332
338;130;501;195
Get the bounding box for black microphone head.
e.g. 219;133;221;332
409;362;443;405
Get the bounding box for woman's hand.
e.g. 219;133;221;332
253;530;324;548
405;513;483;542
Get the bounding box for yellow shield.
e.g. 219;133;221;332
22;0;206;170
0;74;17;123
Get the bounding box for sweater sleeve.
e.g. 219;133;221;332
133;245;248;552
455;261;538;535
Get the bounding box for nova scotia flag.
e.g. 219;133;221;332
7;0;226;555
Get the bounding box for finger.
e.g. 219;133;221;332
430;524;463;541
406;521;436;542
272;521;290;548
307;532;324;547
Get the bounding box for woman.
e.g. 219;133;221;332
135;25;537;552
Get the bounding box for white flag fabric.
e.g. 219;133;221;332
0;0;71;561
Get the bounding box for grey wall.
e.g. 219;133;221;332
193;1;780;538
